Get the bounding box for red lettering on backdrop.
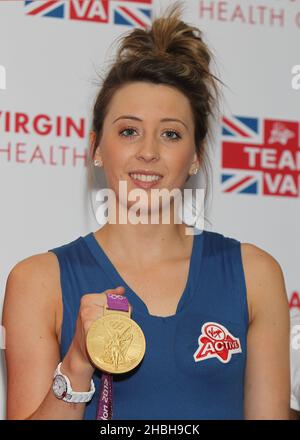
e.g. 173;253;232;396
222;119;300;197
289;292;300;310
0;111;86;138
0;111;87;166
199;1;285;27
69;0;109;23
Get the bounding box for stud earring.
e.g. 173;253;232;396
193;168;198;175
94;159;102;167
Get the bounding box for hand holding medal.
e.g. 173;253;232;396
85;288;146;420
86;291;146;374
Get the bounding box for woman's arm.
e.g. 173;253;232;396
2;253;94;420
241;243;290;420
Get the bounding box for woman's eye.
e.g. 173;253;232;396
119;128;181;140
163;130;181;140
119;128;137;138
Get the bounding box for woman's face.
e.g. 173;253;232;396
92;81;200;214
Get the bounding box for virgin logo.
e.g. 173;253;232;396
193;322;242;364
205;324;226;341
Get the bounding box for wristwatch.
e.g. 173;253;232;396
52;362;95;403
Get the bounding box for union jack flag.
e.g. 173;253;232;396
221;115;262;195
220;115;300;198
222;115;261;141
221;172;260;195
111;0;152;28
24;1;66;18
24;0;152;28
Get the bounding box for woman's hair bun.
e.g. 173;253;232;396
115;0;211;76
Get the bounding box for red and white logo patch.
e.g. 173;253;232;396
193;322;242;364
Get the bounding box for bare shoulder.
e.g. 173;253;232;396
3;252;63;419
5;251;60;296
7;250;59;275
240;242;289;323
240;241;284;272
241;243;290;419
3;251;61;337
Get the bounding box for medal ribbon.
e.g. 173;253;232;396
96;293;129;420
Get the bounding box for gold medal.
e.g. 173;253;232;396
86;304;146;374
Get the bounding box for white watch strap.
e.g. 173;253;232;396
54;362;95;403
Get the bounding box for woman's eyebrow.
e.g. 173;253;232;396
112;115;188;130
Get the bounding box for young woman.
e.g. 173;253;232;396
2;3;290;420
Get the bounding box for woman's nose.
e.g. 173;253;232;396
135;138;160;162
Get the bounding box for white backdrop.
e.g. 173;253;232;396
1;0;299;419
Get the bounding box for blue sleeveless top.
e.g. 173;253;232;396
48;228;249;420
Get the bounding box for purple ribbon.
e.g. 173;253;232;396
96;293;129;420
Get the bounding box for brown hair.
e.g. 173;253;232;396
88;1;224;222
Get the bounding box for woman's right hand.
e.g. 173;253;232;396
62;285;128;376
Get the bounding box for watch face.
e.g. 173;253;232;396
52;375;67;399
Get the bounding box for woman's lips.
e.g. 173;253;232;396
128;173;163;189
